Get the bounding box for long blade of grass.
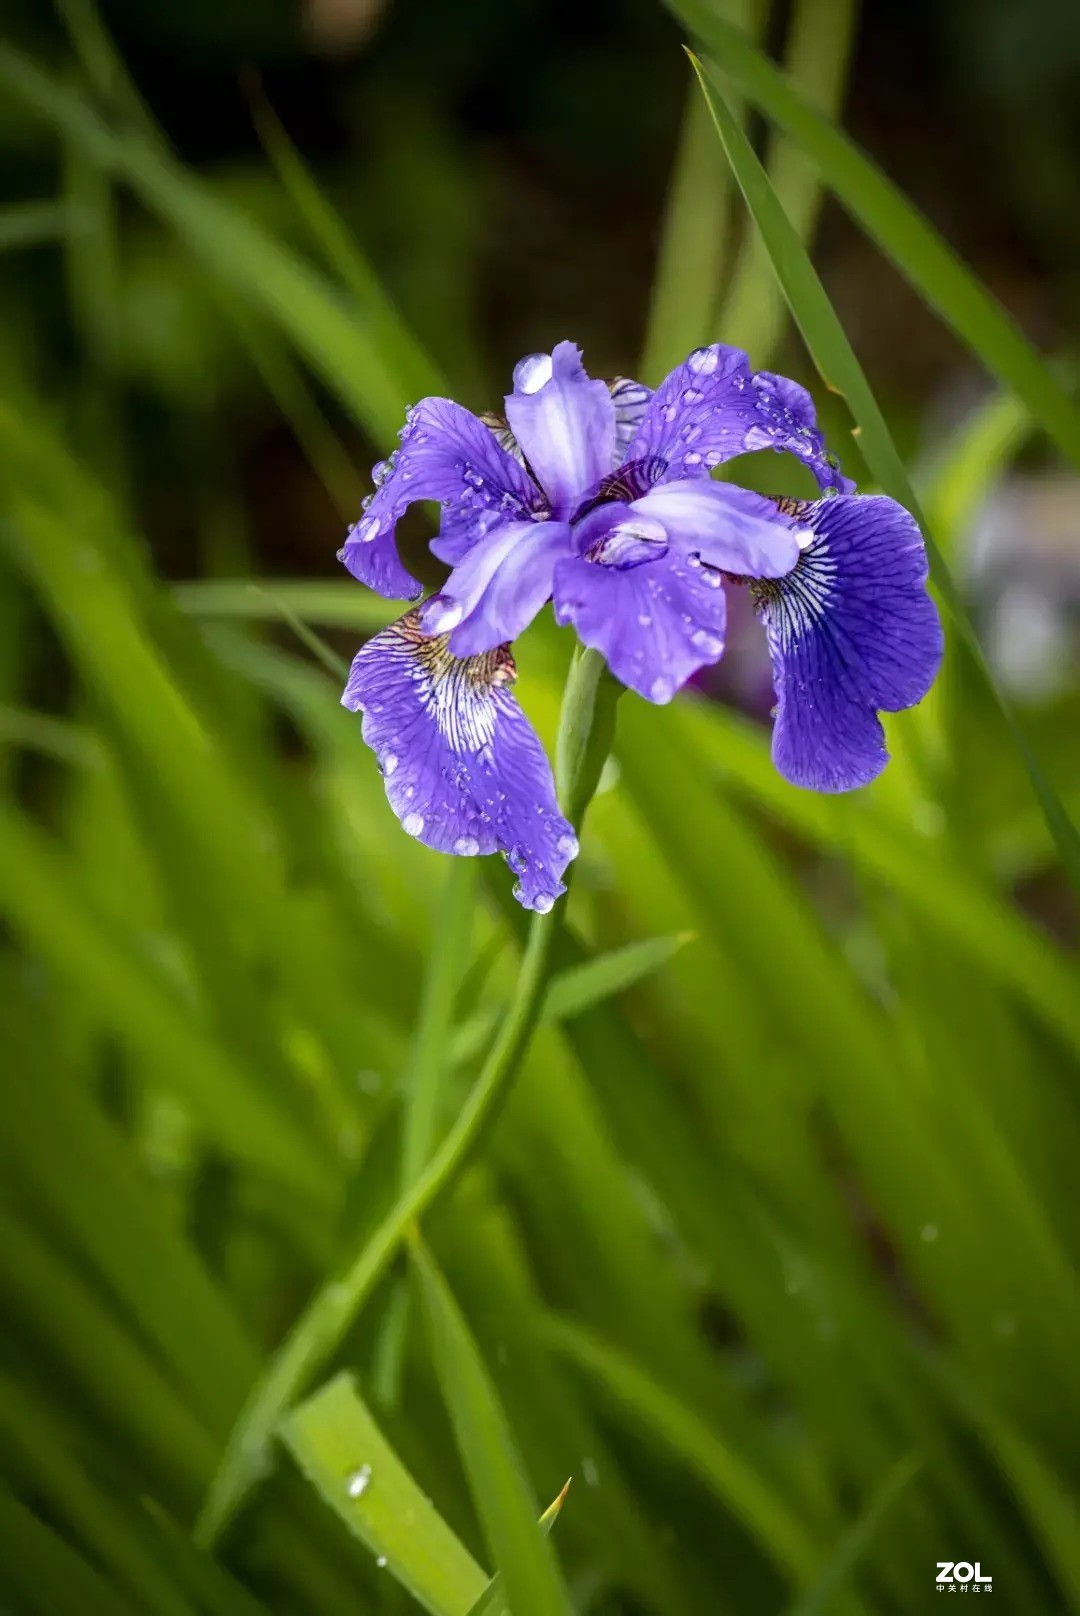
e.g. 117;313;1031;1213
282;1372;489;1616
0;45;443;445
719;0;858;362
688;52;1080;893
196;659;622;1544
463;1485;571;1616
544;1313;822;1588
669;4;1080;468
412;1238;574;1616
783;1453;922;1616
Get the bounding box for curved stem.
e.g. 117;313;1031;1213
196;648;621;1547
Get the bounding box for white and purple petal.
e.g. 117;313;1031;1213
504;342;616;519
419;518;575;657
342;610;577;911
753;494;943;791
554;509;729;703
340;398;544;597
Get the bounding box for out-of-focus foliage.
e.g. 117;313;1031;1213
1;0;1078;1612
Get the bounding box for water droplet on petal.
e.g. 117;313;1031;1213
453;834;480;856
683;451;702;466
557;832;579;859
691;629;723;656
422;596;464;634
637;613;652;627
403;812;425;837
650;675;673;703
506;844;528;875
681;387;702;405
687;346;718;376
513;352;553;394
533;892;555;915
347;1465;372;1498
381;753;398;777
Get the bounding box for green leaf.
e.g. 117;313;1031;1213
0;1489;141;1616
0;44;442;446
543;931;694;1022
413;1238;574;1616
783;1454;921;1616
639;54;740;383
545;1313;822;1588
669;5;1080;470
719;0;858;364
686;51;1080;896
463;1483;572;1616
281;1373;489;1616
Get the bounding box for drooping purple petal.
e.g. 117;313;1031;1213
629;477;804;577
418;519;574;656
340;398;545;597
504;342;616;519
342;610;577;910
626;344;853;492
554;508;729;702
753;494;943;791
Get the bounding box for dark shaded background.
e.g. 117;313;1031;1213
4;0;1080;583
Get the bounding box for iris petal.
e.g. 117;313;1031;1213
754;494;943;791
342;610;577;911
419;519;574;656
504;341;616;518
626;344;852;492
554;539;728;704
339;398;543;597
630;478;803;577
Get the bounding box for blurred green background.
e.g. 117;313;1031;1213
1;0;1079;1612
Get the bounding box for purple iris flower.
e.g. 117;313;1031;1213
341;341;943;909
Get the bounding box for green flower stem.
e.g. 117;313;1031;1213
195;648;620;1547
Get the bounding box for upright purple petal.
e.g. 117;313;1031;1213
339;398;544;598
627;344;853;492
504;342;616;518
744;372;854;495
418;518;574;656
630;478;804;578
554;507;729;702
342;610;577;911
626;342;755;477
607;376;653;460
753;494;943;791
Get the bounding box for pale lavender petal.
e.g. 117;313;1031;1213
754;494;943;791
627;344;853;492
340;398;544;597
630;478;804;577
418;519;574;656
504;342;616;518
342;611;577;911
554;531;728;703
